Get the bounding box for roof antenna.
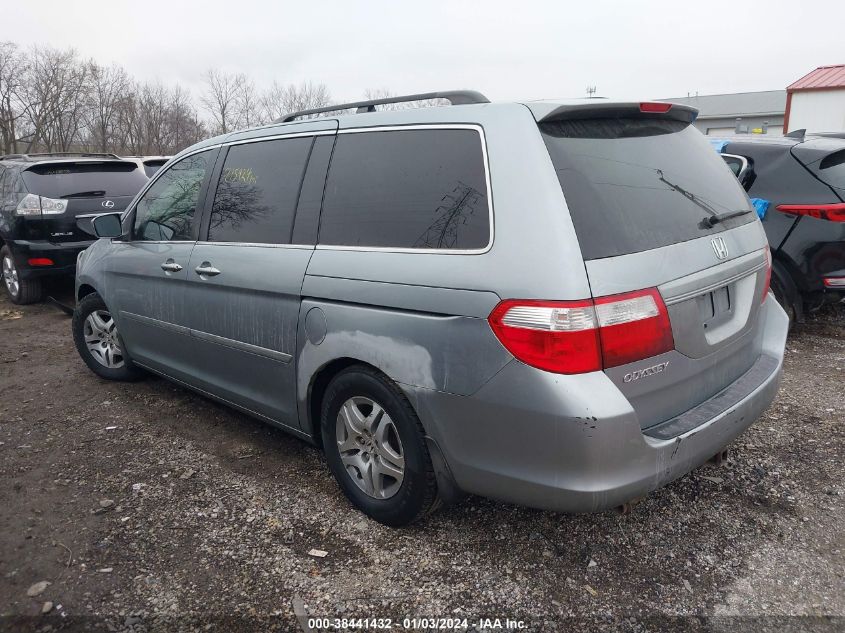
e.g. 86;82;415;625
586;85;597;98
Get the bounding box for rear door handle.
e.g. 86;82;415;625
160;259;183;273
195;262;221;277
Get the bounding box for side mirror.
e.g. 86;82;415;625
92;213;124;239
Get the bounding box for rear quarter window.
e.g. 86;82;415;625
541;119;755;260
318;128;491;250
816;149;845;190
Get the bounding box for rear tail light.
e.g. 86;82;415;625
14;193;68;216
594;289;675;368
639;102;673;113
488;288;674;374
761;247;772;303
28;258;54;267
824;277;845;288
775;203;845;222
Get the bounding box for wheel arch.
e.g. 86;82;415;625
77;283;98;302
305;357;379;448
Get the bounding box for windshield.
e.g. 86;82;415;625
540;119;755;260
22;161;148;198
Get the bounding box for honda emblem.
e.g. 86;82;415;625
711;236;729;260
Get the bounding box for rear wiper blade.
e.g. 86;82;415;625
61;190;106;198
656;169;721;218
700;209;753;228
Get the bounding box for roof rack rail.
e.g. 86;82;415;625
0;151;123;161
277;90;490;123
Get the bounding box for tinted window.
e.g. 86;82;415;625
21;161;148;198
721;155;745;177
133;151;212;241
319;129;489;249
817;149;845;190
208;137;312;244
541;120;755;260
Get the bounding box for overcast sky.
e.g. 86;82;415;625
7;1;845;104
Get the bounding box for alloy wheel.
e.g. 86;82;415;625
2;255;19;298
83;310;125;369
335;396;405;499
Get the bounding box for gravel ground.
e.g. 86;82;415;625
0;284;843;632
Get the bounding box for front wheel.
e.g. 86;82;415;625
72;292;143;381
321;366;440;526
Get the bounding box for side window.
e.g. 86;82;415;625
319;129;490;250
208;137;312;244
133;150;213;242
0;168;7;208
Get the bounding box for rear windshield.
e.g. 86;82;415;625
540;119;755;260
22;161;148;198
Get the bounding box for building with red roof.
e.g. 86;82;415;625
784;64;845;134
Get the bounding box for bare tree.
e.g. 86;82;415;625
200;69;248;135
87;62;131;152
0;41;349;157
259;80;332;122
167;85;205;152
235;78;262;128
17;46;91;152
0;42;28;154
363;88;446;111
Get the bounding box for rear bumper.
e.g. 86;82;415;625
8;239;94;279
406;298;789;513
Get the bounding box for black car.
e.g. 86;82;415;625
0;153;149;304
716;135;845;323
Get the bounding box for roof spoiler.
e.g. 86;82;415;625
1;151;123;161
538;101;698;124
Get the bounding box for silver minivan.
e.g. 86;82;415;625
73;91;789;526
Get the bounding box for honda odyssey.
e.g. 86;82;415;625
72;91;789;525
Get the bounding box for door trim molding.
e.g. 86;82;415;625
191;328;293;363
120;311;292;363
120;311;191;335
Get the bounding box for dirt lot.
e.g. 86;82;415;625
1;283;843;632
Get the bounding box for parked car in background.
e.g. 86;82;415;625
124;156;171;178
714;134;845;323
0;153;149;304
73;92;788;526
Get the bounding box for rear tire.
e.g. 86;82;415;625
72;292;143;381
770;272;796;330
1;246;43;305
321;365;439;526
